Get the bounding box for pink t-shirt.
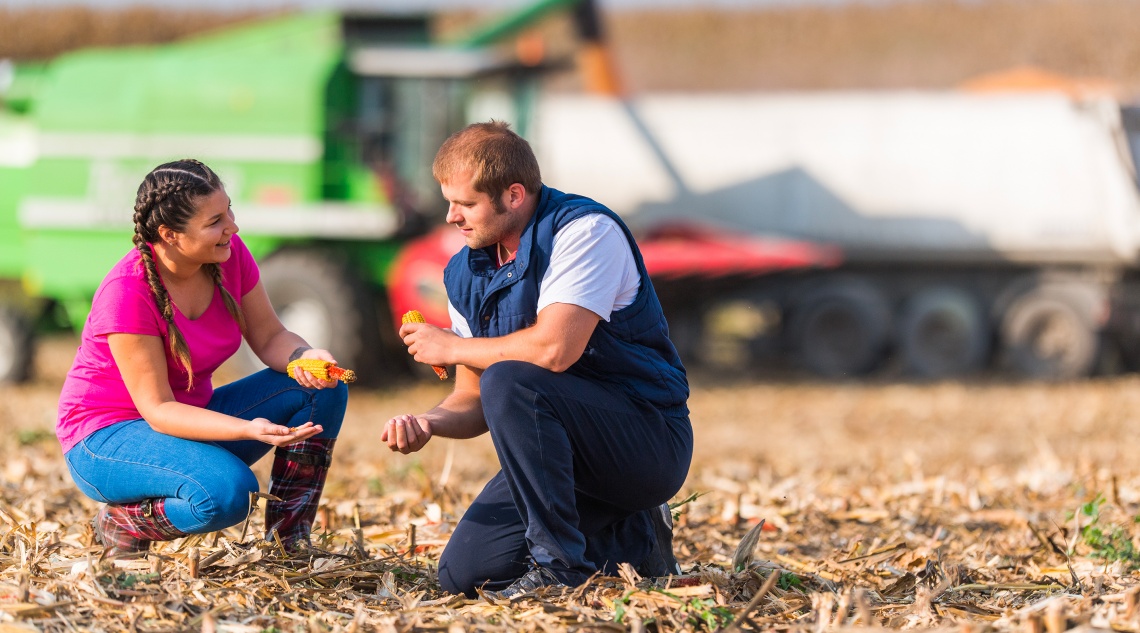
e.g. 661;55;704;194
56;235;260;453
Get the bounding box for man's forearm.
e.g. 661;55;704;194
450;330;563;371
450;305;599;372
422;388;489;439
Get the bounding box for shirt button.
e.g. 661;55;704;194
484;316;491;321
507;272;513;278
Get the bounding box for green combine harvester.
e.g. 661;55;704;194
0;0;842;385
0;4;573;383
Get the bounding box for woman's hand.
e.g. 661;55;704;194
291;348;340;390
249;419;324;446
381;414;432;454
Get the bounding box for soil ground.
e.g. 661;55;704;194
3;335;1140;630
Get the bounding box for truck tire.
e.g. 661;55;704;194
664;305;705;371
899;287;989;379
1000;286;1098;379
0;306;33;384
232;251;381;383
673;296;781;376
789;280;891;378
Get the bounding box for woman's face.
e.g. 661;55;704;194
170;187;239;264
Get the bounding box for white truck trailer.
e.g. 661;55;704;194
528;91;1140;378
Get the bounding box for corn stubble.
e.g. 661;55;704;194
5;369;1140;630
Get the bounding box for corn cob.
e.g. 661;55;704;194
286;358;357;384
401;310;449;380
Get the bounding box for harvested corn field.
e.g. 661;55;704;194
3;336;1140;631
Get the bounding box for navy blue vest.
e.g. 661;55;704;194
444;185;689;416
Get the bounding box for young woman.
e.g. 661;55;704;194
57;159;348;555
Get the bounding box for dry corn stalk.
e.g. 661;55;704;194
401;310;449;380
286;358;357;384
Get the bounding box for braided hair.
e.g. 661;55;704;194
132;159;246;390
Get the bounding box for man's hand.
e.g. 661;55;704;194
382;414;432;454
250;419;324;446
399;322;457;368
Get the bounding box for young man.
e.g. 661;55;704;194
384;121;692;599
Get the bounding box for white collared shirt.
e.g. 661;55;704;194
448;214;640;338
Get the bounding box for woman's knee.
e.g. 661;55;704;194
312;381;348;437
185;467;259;532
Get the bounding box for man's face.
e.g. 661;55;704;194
441;171;515;250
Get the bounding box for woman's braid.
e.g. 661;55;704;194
129;161;225;391
207;263;246;334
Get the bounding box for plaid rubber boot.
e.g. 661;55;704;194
265;438;335;552
93;498;185;556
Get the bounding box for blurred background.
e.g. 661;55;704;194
5;0;1140;386
6;9;1140;628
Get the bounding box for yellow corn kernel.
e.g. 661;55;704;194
400;310;449;380
286;358;356;384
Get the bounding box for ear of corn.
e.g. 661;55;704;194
286;358;357;384
400;310;450;380
401;310;426;325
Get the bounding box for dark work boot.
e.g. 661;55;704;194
637;503;683;577
93;498;185;556
265;438;335;553
485;566;567;600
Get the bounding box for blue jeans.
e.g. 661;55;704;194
437;361;693;596
64;369;348;534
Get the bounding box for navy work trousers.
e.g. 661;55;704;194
437;361;693;597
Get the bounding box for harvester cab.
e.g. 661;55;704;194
335;13;551;233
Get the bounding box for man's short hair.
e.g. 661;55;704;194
432;121;542;196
